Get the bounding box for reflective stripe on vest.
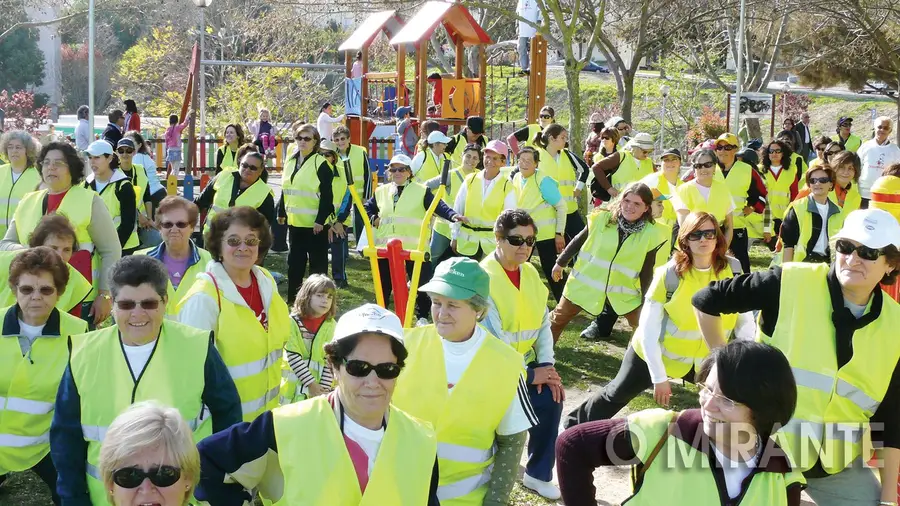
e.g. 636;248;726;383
0;396;54;415
436;467;493;501
228;348;282;380
241;385;280;416
0;433;48;447
792;367;880;413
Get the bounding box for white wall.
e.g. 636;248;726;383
26;3;62;120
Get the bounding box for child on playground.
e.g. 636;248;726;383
249;107;278;158
395;106;418;157
282;274;338;403
164;108;193;176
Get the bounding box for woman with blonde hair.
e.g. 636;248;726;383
564;212;754;427
0;129;42;238
98;401;200;506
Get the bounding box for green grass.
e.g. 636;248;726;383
3;244;776;505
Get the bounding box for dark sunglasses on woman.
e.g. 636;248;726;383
343;359;402;379
112;465;181;489
835;239;884;261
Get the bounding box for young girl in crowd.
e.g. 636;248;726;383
164;108;193;176
249;107;278;158
281;274;338;404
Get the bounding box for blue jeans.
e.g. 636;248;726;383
430;231;453;270
331;233;349;281
526;380;563;481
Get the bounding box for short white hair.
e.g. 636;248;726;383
875;116;893;130
98;401;199;504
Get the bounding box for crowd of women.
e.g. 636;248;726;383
0;104;900;506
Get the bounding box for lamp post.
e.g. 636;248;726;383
732;0;747;135
782;82;790;123
659;84;670;151
88;0;95;135
193;0;212;141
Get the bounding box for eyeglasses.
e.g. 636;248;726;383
225;236;260;247
505;235;536;247
112;466;181;489
17;285;56;296
600;136;611;141
815;145;827;151
333;136;348;142
295;136;314;142
116;148;134;155
715;145;737;151
698;383;743;412
40;160;68;170
835;239;884;261
240;161;262;171
388;167;407;173
826;148;842;155
539;114;552;119
160;221;189;229
808;176;832;185
687;229;717;241
768;148;782;154
115;299;162;311
876;125;892;131
344;359;402;379
616;126;629;131
693;161;716;170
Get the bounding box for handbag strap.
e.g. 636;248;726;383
206;272;221;311
632;411;679;489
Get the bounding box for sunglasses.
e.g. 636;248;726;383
225;236;261;247
815;146;827;151
539;114;552;119
18;285;56;296
112;465;181;489
809;176;832;185
295;136;314;142
715;145;737;151
687;229;717;241
600;136;611;141
768;148;782;154
116;299;162;311
617;126;629;131
693;161;716;170
835;239;884;261
333;136;348;142
388;167;408;173
160;221;189;229
344;359;402;379
505;235;537;247
116;148;134;155
827;148;842;154
240;161;262;171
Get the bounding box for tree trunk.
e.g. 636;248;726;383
563;60;583;150
621;71;635;123
746;117;763;140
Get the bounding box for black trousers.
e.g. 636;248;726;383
0;454;61;505
764;219;783;252
377;258;432;320
564;345;695;428
534;238;565;302
861;197;870;209
731;227;751;274
564;211;585;242
287;225;329;303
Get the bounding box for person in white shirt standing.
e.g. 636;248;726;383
74;105;92;152
857;116;900;208
316;102;345;143
516;0;541;73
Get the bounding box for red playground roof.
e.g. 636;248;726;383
389;1;492;47
339;11;405;51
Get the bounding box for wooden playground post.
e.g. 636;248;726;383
526;34;547;124
415;43;428;128
397;44;406;113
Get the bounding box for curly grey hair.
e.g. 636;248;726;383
0;130;39;168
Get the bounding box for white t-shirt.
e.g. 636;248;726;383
123;340;156;378
16;320;45;355
441;326;535;436
769;164;782;176
343;415;385;476
711;441;759;499
857;139;900;198
813;200;830;254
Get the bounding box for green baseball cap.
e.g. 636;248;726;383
419;257;490;301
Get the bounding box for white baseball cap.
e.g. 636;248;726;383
607;116;626;127
427;131;452;144
833;209;900;249
332;304;405;345
625;132;655;151
389;154;412;167
84;140;113;156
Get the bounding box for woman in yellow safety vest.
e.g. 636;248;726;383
177;207;291;422
0;215;93;316
507;105;556;155
428;143;482;268
451;140;516;260
836;116;862;153
2;142;120;328
197;150;275;236
674;149;735;246
333;125;371;244
780;166;845;264
277;123;334;303
216;123;245;174
411;130;451;183
0;130;41;238
638;147;683;230
98;402;201;506
590;132;655;199
393;258;537;505
557;340;801;505
760;138;799;251
0;247;87;502
114;138;154;234
511;147;567;301
135;196;212;316
549;183;670;342
365;154;464;321
84;140;140;256
532;124;589;241
281;274;338;404
804;150;861;214
51;255;242;506
694;208;900;504
776;129;810;183
808;135;834;172
194;304;441;505
480;210;565;500
564;212;754;427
